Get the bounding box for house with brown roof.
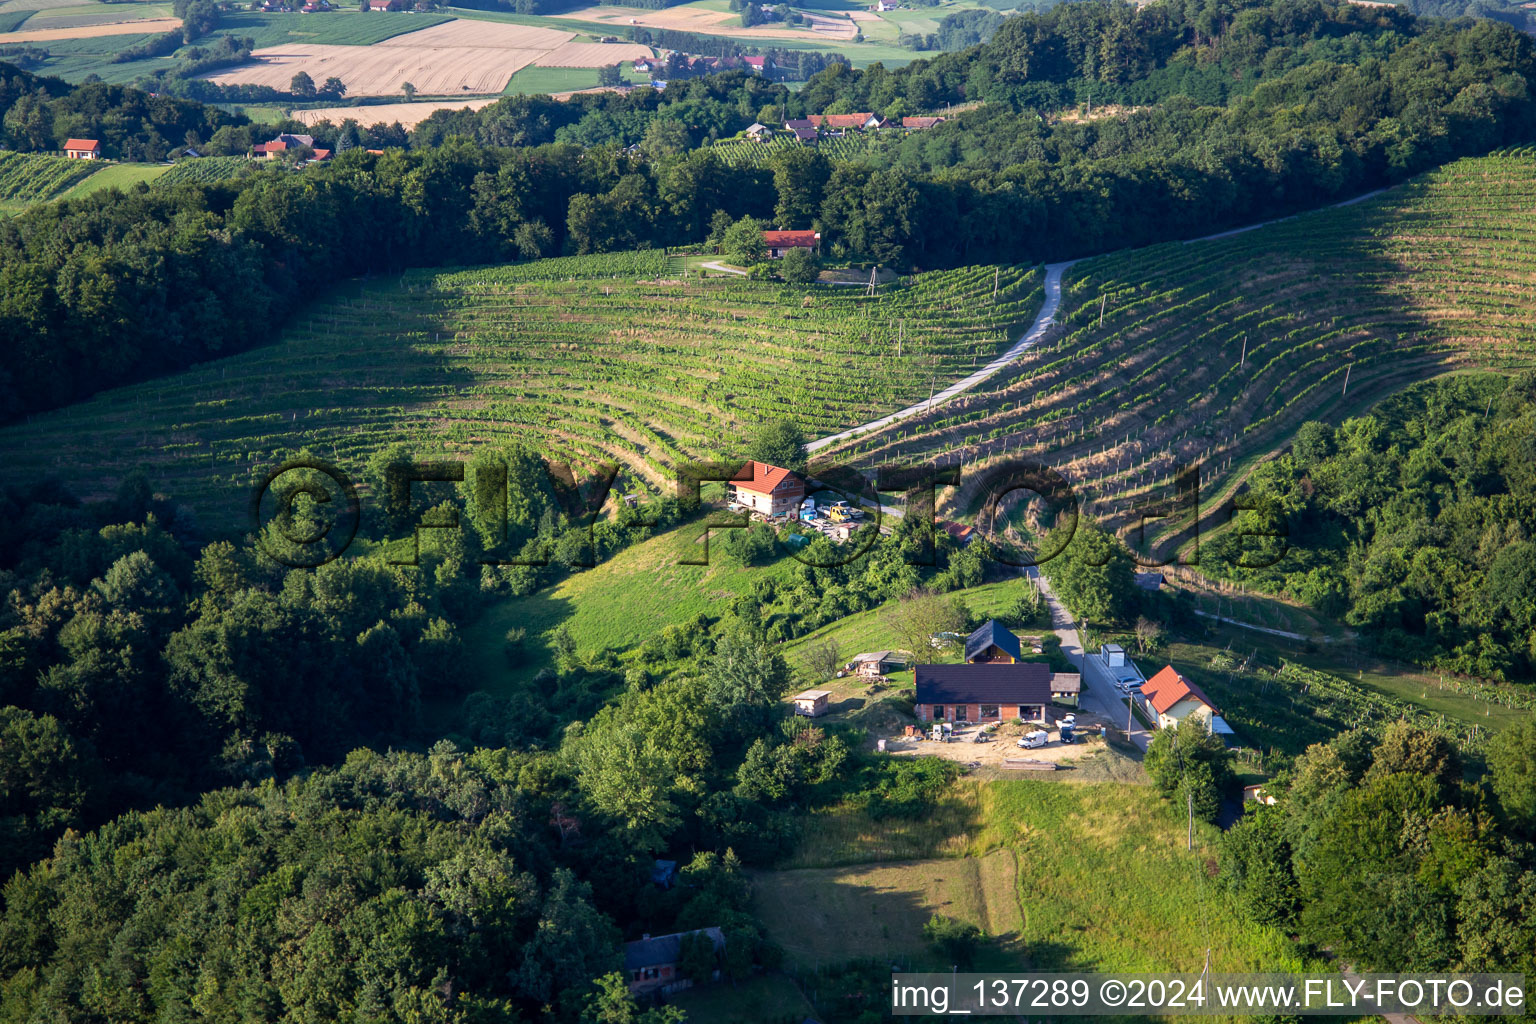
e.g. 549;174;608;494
1140;664;1218;730
762;229;820;258
255;133;332;161
728;461;806;517
63;138;101;160
902;115;946;130
914;662;1053;725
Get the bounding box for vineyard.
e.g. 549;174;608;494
707;132;896;169
0;254;1043;526
0;150;101;204
153;156;255;187
810;152;1536;557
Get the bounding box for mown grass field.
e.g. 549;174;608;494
0;250;1042;526
56;160;168;195
758;780;1308;977
462;518;807;694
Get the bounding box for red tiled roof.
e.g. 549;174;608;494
310;148;332;160
1142;665;1217;715
903;116;945;128
762;230;819;249
813;113;876;128
64;138;100;152
743;55;767;66
732;461;802;496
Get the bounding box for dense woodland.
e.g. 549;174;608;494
1207;373;1536;680
3;0;1536;421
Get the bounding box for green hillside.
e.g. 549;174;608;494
812;151;1536;554
0;253;1042;523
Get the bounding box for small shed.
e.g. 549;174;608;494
1050;672;1081;701
848;651;907;678
792;689;832;717
1134;572;1165;591
63;138;101;160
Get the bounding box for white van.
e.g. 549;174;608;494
1017;730;1048;749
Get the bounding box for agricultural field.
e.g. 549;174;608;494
0;13;174;40
0;149;101;208
708;130;898;167
201;17;649;96
0;249;1042;527
758;780;1307;975
812;153;1536;561
152;155;255;187
501;62;650;97
552;1;859;41
211;8;451;49
292;97;498;128
56;160;168;195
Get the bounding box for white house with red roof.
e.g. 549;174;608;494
728;461;805;518
63;138;101;160
1140;664;1219;731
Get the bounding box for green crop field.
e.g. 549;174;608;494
0;249;1041;524
55;160;169;196
206;9;452;49
812;153;1536;558
0;149;101;204
153;155;256;187
708;130;899;168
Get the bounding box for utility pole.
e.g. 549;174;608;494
1187;789;1194;851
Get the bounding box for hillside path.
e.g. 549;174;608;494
807;261;1076;454
805;186;1392;456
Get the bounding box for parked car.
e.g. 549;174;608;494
1017;730;1048;749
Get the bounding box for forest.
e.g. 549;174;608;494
1205;373;1536;681
1;0;1534;420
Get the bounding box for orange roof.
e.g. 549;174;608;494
813;113;877;128
762;230;819;248
733;461;801;496
1141;665;1217;715
64;138;100;151
902;116;945;128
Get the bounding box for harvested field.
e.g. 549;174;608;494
0;15;175;40
532;39;651;67
371;18;570;49
553;4;857;41
292;98;498;128
203;18;577;96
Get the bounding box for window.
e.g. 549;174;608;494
641;968;660;980
954;705;968;721
931;705;944;720
980;705;999;720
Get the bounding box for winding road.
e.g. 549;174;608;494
806;261;1076;454
804;186;1393;457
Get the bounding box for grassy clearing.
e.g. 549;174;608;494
463;519;805;694
758;779;1307;979
755;848;1024;968
56;161;169;196
501;62;649;96
210;9;451;48
668;974;817;1024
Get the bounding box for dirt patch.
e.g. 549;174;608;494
0;16;179;41
884;715;1113;772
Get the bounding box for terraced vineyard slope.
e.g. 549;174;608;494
811;152;1536;556
0;250;1042;526
0;149;101;213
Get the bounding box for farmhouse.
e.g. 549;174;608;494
848;650;908;678
875;0;898;10
783;117;815;131
964;619;1020;664
812;112;886;131
624;927;725;995
253;133;332;161
744;122;774;140
728;460;805;517
741;55;773;74
1140;665;1219;730
791;689;831;717
63;138;100;160
902;116;945;130
914;662;1053;724
762;230;820;258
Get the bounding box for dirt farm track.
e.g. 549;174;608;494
201;19;648;96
